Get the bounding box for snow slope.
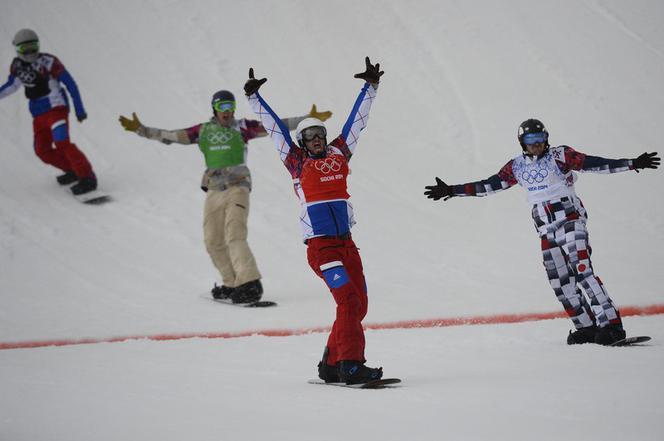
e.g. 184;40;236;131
1;1;663;440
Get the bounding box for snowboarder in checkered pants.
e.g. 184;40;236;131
424;119;660;345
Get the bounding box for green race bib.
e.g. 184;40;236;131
198;121;245;169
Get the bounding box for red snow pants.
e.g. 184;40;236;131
33;107;94;178
306;235;368;364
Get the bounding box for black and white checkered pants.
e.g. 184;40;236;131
534;197;622;329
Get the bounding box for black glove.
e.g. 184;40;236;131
354;56;384;84
424;177;454;201
244;68;267;96
632;151;660;173
77;112;87;123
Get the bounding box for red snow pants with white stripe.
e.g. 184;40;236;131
306;235;368;364
33;107;94;178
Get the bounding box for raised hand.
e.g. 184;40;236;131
424;177;454;201
244;68;267;96
118;112;142;132
308;104;332;122
353;56;384;84
633;151;660;172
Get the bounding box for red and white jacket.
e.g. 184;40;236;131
248;83;377;240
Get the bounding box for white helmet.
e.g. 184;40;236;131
13;28;40;62
295;117;326;148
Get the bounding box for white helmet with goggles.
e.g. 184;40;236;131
13;28;40;63
295;117;327;149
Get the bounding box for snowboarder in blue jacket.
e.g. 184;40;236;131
0;29;97;195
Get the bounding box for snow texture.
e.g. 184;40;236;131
1;1;663;440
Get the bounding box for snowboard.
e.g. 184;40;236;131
72;189;112;205
308;378;401;389
609;336;651;347
210;297;277;308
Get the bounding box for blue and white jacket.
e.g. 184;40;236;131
0;53;86;118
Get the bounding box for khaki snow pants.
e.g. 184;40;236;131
203;186;261;287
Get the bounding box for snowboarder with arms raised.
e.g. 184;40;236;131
244;57;388;384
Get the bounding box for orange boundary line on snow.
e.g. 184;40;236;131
1;303;663;351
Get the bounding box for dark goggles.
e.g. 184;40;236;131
301;126;327;142
522;132;548;145
213;100;236;113
16;41;39;55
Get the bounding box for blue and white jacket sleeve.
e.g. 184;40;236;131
247;91;295;163
0;75;20;100
340;82;378;156
58;70;86;117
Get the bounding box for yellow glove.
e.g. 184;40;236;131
118;112;142;132
308;104;332;122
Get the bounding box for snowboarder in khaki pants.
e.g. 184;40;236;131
119;90;331;303
203;185;257;293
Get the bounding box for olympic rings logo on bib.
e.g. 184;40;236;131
207;131;234;144
522;167;548;184
17;70;37;84
314;157;342;174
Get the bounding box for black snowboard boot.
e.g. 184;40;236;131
338;361;383;385
594;324;626;346
211;284;234;300
71;176;97;195
567;325;598;345
231;279;263;304
317;347;340;383
56;171;78;185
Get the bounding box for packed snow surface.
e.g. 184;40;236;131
1;1;662;440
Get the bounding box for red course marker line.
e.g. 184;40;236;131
1;303;663;351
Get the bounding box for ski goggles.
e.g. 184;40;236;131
301;126;327;142
213;100;236;113
15;41;39;55
522;132;548;145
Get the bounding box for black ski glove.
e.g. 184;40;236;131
244;68;267;96
424;177;454;201
354;56;384;84
632;151;660;173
